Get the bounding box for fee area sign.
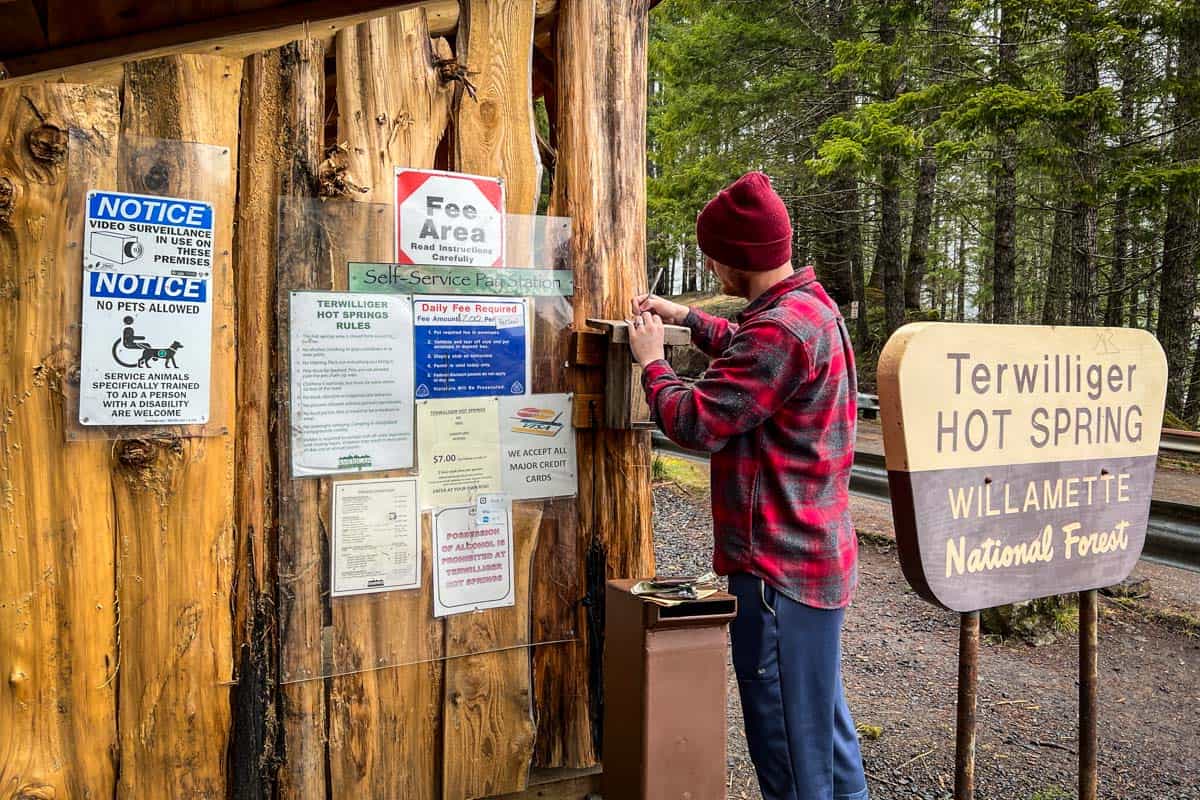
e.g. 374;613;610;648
395;168;504;267
877;323;1167;612
79;190;215;426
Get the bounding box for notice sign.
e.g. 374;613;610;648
500;394;577;500
878;323;1167;612
395;168;504;267
413;296;529;399
433;495;514;617
417;398;502;508
79;190;215;425
332;478;420;597
290;292;414;476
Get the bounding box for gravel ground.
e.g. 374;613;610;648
651;483;1200;800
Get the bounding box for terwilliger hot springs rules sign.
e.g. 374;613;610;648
877;323;1167;612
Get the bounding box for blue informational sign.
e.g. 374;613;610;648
412;296;529;399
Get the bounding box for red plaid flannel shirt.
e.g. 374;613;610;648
642;267;859;608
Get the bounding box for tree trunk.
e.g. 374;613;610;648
684;242;698;293
956;215;966;322
876;14;905;335
551;0;656;766
812;0;857;305
1105;37;1137;328
1042;203;1072;325
1158;1;1200;415
990;1;1019;324
1065;1;1102;326
904;0;949;311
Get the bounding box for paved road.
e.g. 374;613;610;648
856;419;1200;506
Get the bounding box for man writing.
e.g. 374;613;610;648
628;172;869;800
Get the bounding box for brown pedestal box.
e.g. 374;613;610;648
602;579;738;800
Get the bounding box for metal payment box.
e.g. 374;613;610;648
603;578;738;800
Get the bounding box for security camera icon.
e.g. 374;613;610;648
90;231;144;264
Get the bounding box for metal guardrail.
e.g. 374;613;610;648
651;431;1200;574
1161;428;1200;456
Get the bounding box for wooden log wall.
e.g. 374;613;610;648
0;1;655;797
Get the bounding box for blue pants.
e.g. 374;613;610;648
728;573;869;800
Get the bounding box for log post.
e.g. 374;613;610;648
114;53;242;798
443;2;543;797
0;83;121;800
551;0;656;760
327;8;454;798
232;38;326;800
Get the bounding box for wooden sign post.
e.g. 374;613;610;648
878;323;1168;800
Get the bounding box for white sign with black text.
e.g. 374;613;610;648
395;168;505;267
432;495;514;617
79;190;215;426
331;478;421;597
290;292;415;476
499;394;577;500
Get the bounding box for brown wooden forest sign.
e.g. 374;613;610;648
878;323;1168;612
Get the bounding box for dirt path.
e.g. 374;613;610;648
651;485;1200;800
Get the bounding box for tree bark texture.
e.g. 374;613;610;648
0;82;121;800
113;54;242;799
444;3;542;797
1065;1;1101;326
990;1;1019;324
551;0;656;766
1042;203;1072;326
904;0;949;312
875;15;905;335
1157;1;1200;415
233;38;326;800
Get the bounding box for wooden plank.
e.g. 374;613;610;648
0;1;425;85
44;0;286;49
233;37;326;799
545;0;657;767
444;3;542;796
0;82;120;800
112;53;242;799
0;1;561;90
325;8;454;798
489;766;600;799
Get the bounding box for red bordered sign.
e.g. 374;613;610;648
394;168;505;267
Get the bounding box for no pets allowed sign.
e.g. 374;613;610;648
395;168;505;267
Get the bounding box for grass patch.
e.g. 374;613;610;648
651;454;709;494
1107;596;1200;637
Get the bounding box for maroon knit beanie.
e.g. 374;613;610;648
696;171;792;271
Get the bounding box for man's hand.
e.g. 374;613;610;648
632;294;689;325
628;311;666;366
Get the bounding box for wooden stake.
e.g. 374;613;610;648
955;610;980;800
1079;589;1098;800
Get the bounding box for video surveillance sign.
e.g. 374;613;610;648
79;190;215;426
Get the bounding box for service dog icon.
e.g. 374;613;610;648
111;316;184;368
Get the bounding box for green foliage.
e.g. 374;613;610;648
649;0;1198;394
